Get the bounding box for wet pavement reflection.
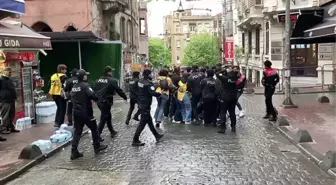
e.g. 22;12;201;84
6;97;335;185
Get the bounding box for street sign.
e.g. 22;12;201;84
224;37;234;62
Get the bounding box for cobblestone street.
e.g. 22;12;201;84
6;97;335;185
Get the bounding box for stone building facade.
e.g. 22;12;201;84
16;0;142;64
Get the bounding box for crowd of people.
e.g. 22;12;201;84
2;59;279;160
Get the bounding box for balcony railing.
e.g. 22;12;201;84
101;0;128;13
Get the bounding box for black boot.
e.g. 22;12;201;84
132;140;145;146
263;114;270;119
0;136;7;142
231;127;236;133
70;151;83;160
110;130;118;138
155;134;164;142
269;116;277;122
155;122;160;127
125;120;130;125
94;144;108;154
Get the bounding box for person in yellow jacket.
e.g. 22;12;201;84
154;69;173;127
49;64;68;128
177;73;192;124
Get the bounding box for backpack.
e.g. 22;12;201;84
159;77;169;91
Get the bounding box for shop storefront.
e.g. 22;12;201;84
0;19;52;123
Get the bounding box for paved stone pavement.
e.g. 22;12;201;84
242;93;336;154
6;98;335;185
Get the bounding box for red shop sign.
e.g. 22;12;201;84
277;13;299;22
224;37;234;62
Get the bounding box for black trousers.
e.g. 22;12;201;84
0;102;15;130
169;95;177;118
67;101;73;126
126;98;141;122
133;109;159;142
98;101;114;134
219;97;237;130
52;95;67;127
191;95;201;120
72;114;100;152
264;87;276;117
203;99;217;124
164;94;171;117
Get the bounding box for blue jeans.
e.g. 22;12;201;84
180;93;192;122
154;94;169;123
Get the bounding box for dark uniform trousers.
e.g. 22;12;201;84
219;97;237;130
67;101;73;125
0;102;15;129
203;98;217;124
264;86;276;117
133;109;160;142
97;100;114;134
191;95;201;120
72;114;100;152
126;98;141;122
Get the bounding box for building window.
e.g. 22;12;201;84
265;22;270;55
248;31;252;54
255;0;262;5
176;24;180;33
190;25;195;32
205;23;210;32
177;40;181;48
255;28;260;55
242;32;245;54
183;23;188;33
177;56;180;60
164;17;168;23
233;21;237;34
140;18;146;35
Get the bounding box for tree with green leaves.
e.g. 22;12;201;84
148;38;172;68
183;32;220;67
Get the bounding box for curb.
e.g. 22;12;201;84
0;129;90;184
246;90;335;95
268;120;336;179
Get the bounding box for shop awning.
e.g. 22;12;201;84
0;0;25;15
0;20;52;50
39;31;102;42
289;9;324;38
303;12;335;39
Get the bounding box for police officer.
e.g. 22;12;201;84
64;69;78;126
216;67;239;133
125;71;141;125
187;65;205;123
70;69;107;160
132;69;163;146
200;69;217;127
262;60;279;121
94;66;127;139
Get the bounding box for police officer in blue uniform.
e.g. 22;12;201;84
70;69;107;160
93;66;127;139
132;69;163;146
125;71;141;125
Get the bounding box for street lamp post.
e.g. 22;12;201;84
282;0;298;108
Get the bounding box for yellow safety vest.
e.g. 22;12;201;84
49;73;65;95
177;80;187;101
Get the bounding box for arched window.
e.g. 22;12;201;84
31;21;53;32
